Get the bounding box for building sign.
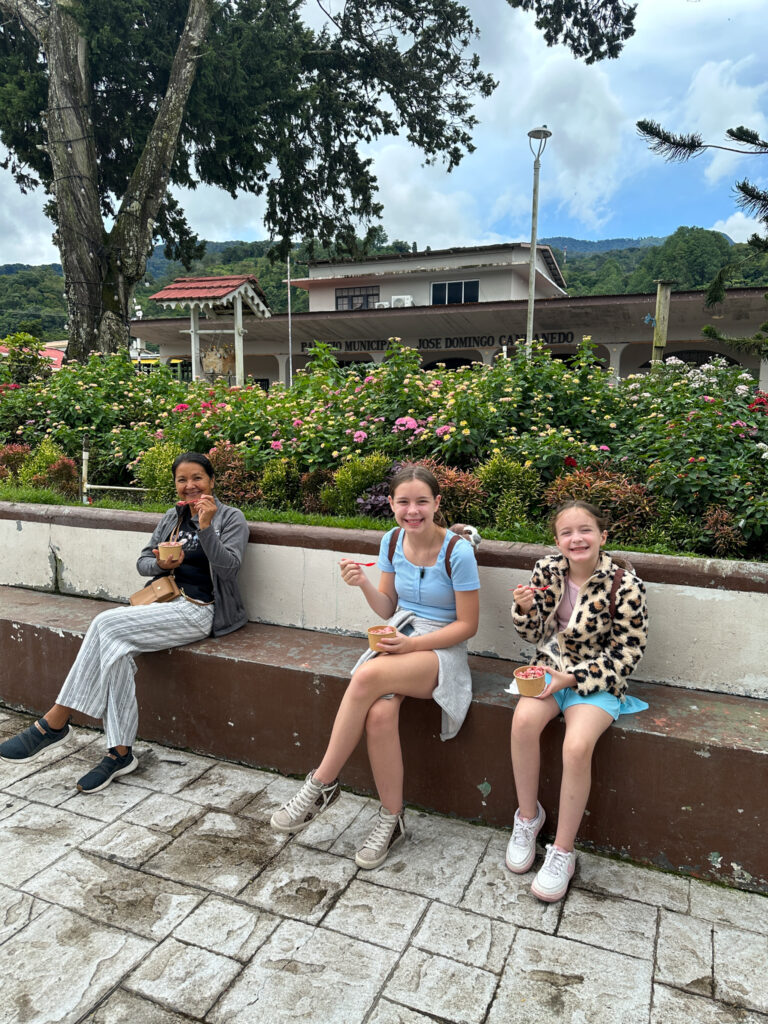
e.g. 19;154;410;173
300;331;575;354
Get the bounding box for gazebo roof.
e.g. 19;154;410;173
150;275;270;317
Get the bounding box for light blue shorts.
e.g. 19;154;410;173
548;674;649;721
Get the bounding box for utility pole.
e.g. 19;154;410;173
651;280;675;364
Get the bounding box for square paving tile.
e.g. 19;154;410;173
175;762;270;815
690;881;768;935
0;904;150;1024
322;877;428;951
351;812;490;904
0;795;26;822
144;810;288;896
122;792;204;836
172;895;281;962
5;753;100;807
22;849;205;941
558;888;658;960
459;836;560;931
487;929;653;1024
384;947;498;1024
651;984;768;1024
208;918;398;1024
655;909;713;995
239;843;357;924
125;936;242;1018
714;925;768;1013
0;803;103;886
575;852;690;912
412;901;516;974
119;743;214;794
59;780;149;822
82;988;197;1023
80;819;174;869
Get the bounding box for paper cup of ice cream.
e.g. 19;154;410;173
158;541;183;563
368;624;397;651
514;665;547;697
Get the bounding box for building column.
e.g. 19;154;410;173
234;293;245;387
604;343;626;381
759;358;768;392
190;305;200;382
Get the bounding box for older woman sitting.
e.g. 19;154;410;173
0;451;249;792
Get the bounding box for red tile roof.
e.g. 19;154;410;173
150;275;268;305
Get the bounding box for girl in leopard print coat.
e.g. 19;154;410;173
505;501;649;903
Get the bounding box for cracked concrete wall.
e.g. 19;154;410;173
0;517;765;697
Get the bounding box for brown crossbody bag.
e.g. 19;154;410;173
129;518;182;606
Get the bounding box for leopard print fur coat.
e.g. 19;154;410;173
511;551;648;700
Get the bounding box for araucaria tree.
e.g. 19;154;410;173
0;1;636;361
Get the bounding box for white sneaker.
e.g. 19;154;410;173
505;802;545;874
355;806;406;869
270;770;340;833
531;844;576;902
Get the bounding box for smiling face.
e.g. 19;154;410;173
174;461;215;504
554;506;607;572
388;478;441;534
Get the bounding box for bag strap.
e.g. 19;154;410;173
388;526;459;580
609;568;625;619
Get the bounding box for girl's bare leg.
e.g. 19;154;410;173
554;704;613;851
365;695;406;814
315;652;438;785
41;704;71;730
510;695;560;819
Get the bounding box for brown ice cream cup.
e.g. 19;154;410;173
368;624;397;651
514;666;547;697
158;541;183;563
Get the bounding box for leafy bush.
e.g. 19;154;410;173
543;467;657;540
258;458;302;509
0;442;31;476
702;505;746;558
413;459;488;526
494;491;538;534
207;441;259;505
32;456;79;498
477;454;543;517
321;452;392;516
300;467;334;514
0;332;52;385
17;438;69;486
132;442;184;504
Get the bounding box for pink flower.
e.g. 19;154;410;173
394;416;418;431
172;403;190;412
702;396;715;403
364;376;375;384
293;418;304;427
270;440;283;451
435;425;452;437
599;445;610;451
353;430;368;443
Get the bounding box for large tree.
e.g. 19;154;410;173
637;120;768;360
0;1;637;361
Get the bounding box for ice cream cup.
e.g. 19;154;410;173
514;666;547;697
158;541;183;563
368;624;397;651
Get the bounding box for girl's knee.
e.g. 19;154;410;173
562;734;596;767
365;698;399;737
511;701;545;738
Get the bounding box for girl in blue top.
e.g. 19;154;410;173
271;465;480;869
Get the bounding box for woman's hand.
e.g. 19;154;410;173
536;667;576;699
513;584;536;613
194;495;216;530
339;558;369;588
153;548;185;570
371;629;412;655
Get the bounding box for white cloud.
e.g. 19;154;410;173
710;211;763;243
0;169;58;265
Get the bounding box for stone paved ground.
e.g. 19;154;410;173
1;707;766;1024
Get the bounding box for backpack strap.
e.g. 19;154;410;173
609;568;625;619
444;533;459;579
388;527;403;564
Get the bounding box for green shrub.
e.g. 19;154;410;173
258;457;302;509
543;467;657;541
207;441;259;505
300;467;334;514
0;442;31;477
0;332;52;385
18;438;70;486
32;456;79;498
494;491;537;534
412;458;488;526
321;453;392;515
477;453;543;516
132;442;184;503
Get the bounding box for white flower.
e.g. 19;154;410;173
735;385;750;396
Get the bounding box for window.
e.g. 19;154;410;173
431;280;479;305
335;286;380;310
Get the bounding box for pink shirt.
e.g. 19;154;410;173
556;577;580;632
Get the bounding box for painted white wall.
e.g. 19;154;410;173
0;517;764;699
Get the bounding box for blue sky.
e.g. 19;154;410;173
1;0;766;264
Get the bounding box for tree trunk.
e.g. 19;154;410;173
22;0;212;361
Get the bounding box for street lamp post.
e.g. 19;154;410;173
525;125;552;359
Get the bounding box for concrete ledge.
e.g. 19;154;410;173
1;585;765;894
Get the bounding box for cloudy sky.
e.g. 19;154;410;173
1;0;766;266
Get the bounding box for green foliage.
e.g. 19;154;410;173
476;453;543;512
132;442;184;504
542;468;657;541
0;331;52;384
0;268;67;341
258;458;302;510
207;441;260;505
16;438;70;490
321;453;393;516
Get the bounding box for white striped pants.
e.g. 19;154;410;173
56;597;214;749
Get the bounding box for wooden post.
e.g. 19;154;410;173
234;292;245;387
190;304;201;381
651;280;675;364
81;434;90;504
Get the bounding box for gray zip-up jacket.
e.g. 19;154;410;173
136;498;250;637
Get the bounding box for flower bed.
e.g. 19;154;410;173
1;338;766;559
